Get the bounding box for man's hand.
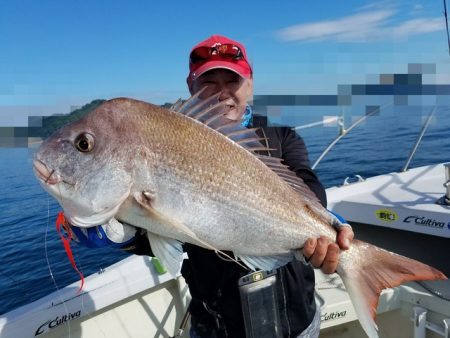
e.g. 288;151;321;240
302;226;354;274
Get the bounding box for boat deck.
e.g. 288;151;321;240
1;164;449;337
327;164;450;238
315;270;450;338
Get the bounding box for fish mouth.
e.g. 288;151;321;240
33;160;61;185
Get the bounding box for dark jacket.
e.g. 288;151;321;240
183;124;327;338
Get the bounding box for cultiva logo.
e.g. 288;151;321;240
321;310;347;322
35;310;81;336
403;216;445;228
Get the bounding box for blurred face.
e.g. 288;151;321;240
189;69;253;121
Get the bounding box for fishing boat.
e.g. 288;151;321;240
321;162;450;338
2;103;450;337
1;156;449;338
2;95;450;338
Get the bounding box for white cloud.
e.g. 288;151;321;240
277;8;444;43
410;3;425;16
392;18;443;37
355;0;397;12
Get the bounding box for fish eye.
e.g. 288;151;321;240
74;133;95;153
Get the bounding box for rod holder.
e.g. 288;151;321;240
413;306;427;338
444;163;450;205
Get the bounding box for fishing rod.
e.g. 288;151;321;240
292;116;339;131
444;0;450;55
311;102;392;170
401;106;436;172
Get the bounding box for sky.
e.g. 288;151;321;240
1;0;449;126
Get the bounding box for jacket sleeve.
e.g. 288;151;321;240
121;228;154;256
278;128;327;208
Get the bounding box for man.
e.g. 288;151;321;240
73;34;354;337
178;34;353;338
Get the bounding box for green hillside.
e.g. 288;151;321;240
39;99;106;137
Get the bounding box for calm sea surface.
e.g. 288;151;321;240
0;106;449;315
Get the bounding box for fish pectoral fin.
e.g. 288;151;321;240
134;190;156;210
133;191;200;240
237;253;294;271
133;191;246;269
146;232;183;277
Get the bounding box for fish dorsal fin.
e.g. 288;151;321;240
171;93;320;203
169;98;183;112
173;92;273;150
255;155;320;202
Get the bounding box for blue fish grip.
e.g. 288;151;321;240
327;209;350;228
71;226;135;249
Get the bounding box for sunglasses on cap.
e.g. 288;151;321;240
189;44;243;64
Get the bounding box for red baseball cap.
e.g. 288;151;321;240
188;35;252;81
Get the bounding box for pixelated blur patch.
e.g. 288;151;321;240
408;63;436;75
0;127;29;147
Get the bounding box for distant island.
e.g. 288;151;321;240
38;99;174;138
0;99;174;147
38;99;106;138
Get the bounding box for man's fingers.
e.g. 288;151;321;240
309;237;329;268
336;226;354;250
302;237;317;260
320;243;340;274
301;231;352;274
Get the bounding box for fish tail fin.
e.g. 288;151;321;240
337;239;447;338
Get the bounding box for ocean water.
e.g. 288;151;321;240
0;106;449;316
